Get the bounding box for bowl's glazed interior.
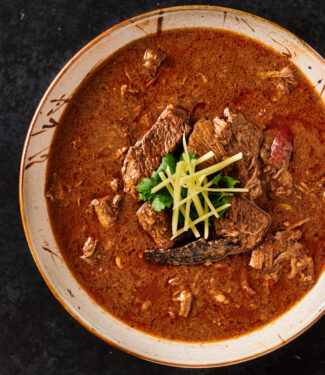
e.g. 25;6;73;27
20;6;325;367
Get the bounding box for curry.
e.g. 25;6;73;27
45;28;325;341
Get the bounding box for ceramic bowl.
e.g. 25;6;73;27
20;5;325;367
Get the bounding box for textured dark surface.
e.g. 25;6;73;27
0;0;324;374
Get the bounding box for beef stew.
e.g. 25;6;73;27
46;28;325;341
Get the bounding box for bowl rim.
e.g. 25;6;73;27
19;4;325;368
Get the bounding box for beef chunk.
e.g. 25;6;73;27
214;196;271;252
249;229;314;283
144;197;270;265
143;48;166;77
187;118;227;168
80;237;98;261
188;109;263;199
90;194;123;229
122;105;191;198
137;201;175;249
260;66;296;84
259;66;296;102
249;235;275;272
249;241;269;270
109;178;122;193
217;109;263;199
250;230;303;272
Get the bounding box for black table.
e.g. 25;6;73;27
1;1;324;374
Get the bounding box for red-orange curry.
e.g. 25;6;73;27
46;28;325;341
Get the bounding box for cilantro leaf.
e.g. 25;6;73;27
157;153;178;175
136;153;178;211
136;178;156;201
220;175;240;189
212;174;240;189
212;174;222;186
151;196;167;211
156;188;173;206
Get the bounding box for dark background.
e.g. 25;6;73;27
0;0;324;374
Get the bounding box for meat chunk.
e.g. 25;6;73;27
90;194;123;229
188;109;263;199
109;178;122;193
275;229;301;245
271;170;293;196
218;109;263;199
249;229;314;283
249;242;269;270
144;197;270;265
80;237;98;260
260;66;296;84
273;230;314;282
250;231;301;274
137;201;175;249
214;196;271;251
187;118;227;168
143;48;166;76
173;290;192;317
122;105;191;198
259;66;296;102
288;254;314;281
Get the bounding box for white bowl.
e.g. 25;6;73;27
20;5;325;367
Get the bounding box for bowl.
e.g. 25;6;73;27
19;5;325;367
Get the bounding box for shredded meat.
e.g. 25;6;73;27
249;246;265;270
120;83;140;98
174;290;193;317
260;66;296;83
249;230;314;284
240;267;256;295
213;291;230;304
45;173;68;206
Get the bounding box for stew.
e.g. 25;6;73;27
46;28;325;341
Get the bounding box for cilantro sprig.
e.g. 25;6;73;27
136;152;240;217
136;153;177;211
